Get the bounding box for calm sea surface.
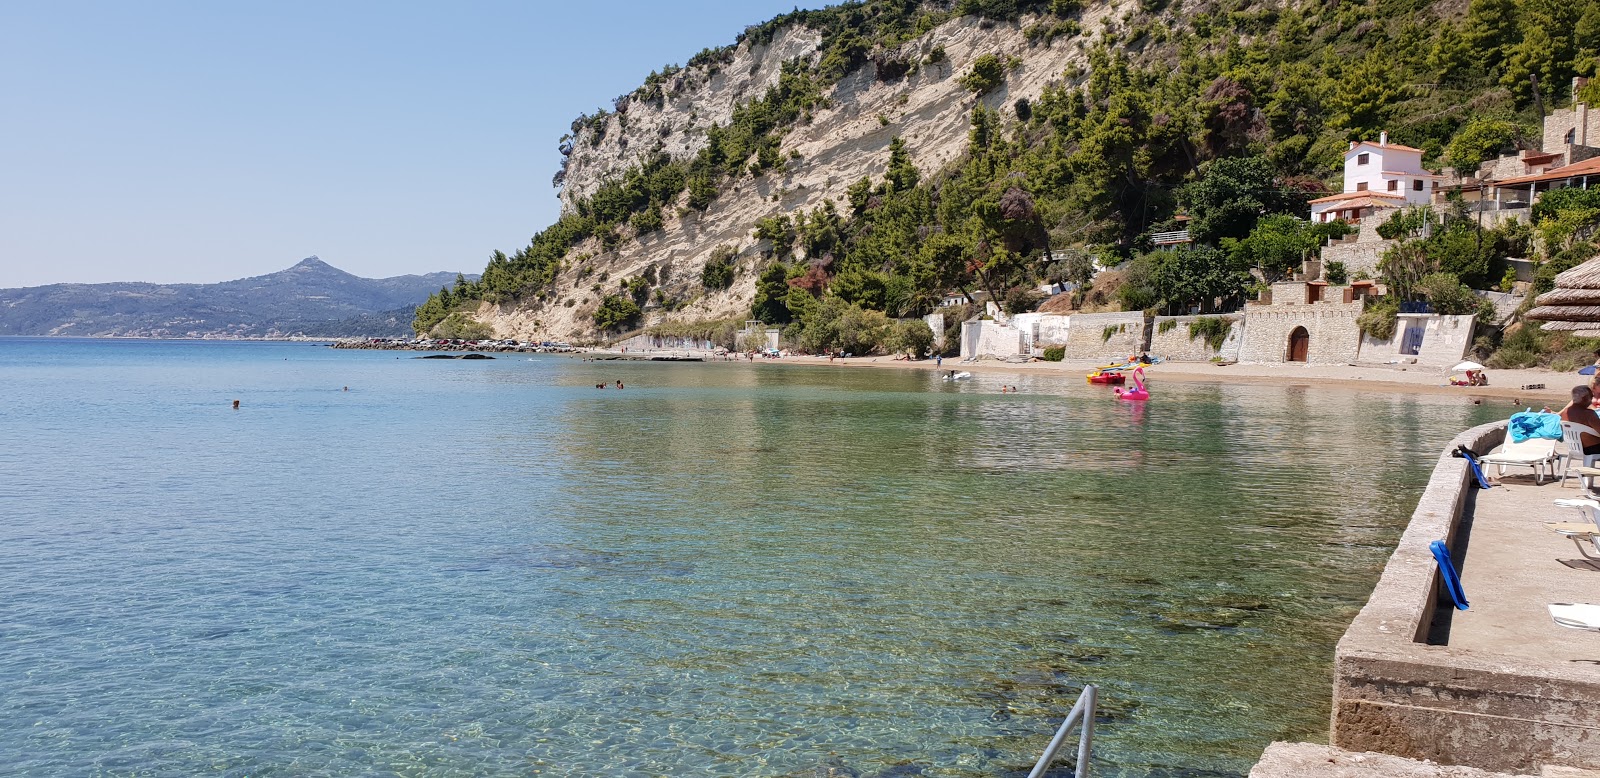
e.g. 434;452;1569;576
0;338;1503;777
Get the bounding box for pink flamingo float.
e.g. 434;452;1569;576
1114;366;1150;401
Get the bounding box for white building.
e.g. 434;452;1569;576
1309;131;1441;224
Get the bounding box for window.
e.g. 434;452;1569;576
1388;180;1399;191
1567;128;1577;144
1413;179;1424;191
1357;153;1370;165
1356;182;1368;191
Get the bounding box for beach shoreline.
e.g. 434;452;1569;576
736;352;1578;403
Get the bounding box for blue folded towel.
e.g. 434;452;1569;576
1509;411;1563;443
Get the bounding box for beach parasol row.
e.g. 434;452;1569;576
1525;257;1600;334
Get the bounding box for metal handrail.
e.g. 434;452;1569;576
1026;684;1097;778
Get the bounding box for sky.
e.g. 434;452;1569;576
0;1;823;287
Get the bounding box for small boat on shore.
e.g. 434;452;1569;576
1086;369;1126;385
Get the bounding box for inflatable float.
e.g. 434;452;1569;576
1086;369;1126;385
1114;367;1150;401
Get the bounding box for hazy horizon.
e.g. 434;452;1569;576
0;1;820;288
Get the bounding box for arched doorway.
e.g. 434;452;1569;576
1287;326;1310;362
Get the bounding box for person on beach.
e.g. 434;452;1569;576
1561;385;1600;455
936;355;942;367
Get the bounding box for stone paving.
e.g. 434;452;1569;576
1450;474;1600;674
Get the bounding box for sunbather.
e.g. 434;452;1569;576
1561;385;1600;455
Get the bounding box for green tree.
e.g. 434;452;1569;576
1181;157;1304;244
753;214;796;256
593;295;642;331
1224;214;1325;283
885;136;920;192
1445;120;1522;174
1147;245;1250;314
751;262;793;324
886;319;935;357
960;53;1005;94
701;245;737;289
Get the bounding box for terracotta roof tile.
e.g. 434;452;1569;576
1495;155;1600;187
1308;191;1407;204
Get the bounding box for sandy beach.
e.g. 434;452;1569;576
752;353;1581;404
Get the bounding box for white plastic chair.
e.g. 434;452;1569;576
1559;421;1600;488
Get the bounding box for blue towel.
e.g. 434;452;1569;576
1509;411;1563;443
1431;540;1469;610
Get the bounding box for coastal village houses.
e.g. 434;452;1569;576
959;81;1600;367
1458;78;1600;210
1308;131;1440;224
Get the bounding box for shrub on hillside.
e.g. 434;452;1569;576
593;295;642;331
959;54;1005;94
887;319;935;358
431;312;494;340
1042;345;1065;361
701;246;737;290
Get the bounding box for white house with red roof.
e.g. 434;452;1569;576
1309;131;1442;224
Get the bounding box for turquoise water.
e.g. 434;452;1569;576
0;338;1502;777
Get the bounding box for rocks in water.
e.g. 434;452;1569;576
415;353;495;360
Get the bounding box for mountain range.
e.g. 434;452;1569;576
0;257;473;338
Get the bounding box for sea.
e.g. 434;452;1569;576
0;337;1505;777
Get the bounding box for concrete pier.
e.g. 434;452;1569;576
1255;421;1600;776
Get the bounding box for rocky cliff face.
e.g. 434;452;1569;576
477;9;1121;342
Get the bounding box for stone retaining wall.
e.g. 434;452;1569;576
1062;311;1148;361
1148;315;1244;362
1357;314;1476;367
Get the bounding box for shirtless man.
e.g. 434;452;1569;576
1561;385;1600;455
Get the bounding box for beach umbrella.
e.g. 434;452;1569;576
1453;361;1485;372
1525;257;1600;336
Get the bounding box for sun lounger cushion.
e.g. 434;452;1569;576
1510;411;1563;442
1544;522;1598;536
1549;603;1600;630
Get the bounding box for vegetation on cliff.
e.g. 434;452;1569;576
418;0;1600;352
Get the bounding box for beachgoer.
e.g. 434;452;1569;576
935;355;943;367
232;399;240;409
1561;385;1600;454
616;381;624;390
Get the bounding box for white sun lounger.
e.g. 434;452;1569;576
1548;498;1600;559
1478;434;1560;483
1549;603;1600;631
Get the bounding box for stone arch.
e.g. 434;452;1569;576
1287;326;1310;362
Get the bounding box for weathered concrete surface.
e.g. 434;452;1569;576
1330;421;1600;773
1250;742;1526;777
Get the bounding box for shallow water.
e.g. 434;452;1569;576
0;339;1503;776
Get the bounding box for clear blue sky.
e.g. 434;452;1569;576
0;1;821;287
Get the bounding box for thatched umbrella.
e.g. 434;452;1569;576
1525;258;1600;335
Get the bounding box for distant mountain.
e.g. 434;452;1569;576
0;258;476;338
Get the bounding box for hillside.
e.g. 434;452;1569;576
1;258;473;339
418;0;1600;349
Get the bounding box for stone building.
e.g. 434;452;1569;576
1238;281;1366;364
